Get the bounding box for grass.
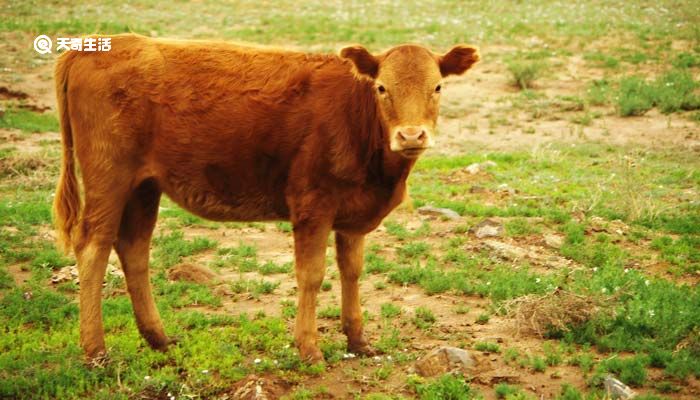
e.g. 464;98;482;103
617;70;700;116
474;341;500;353
152;231;216;268
506;60;547;90
0;109;59;133
413;306;436;330
412;373;477;400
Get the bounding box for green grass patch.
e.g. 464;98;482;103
153;231;216;268
617;70;700;116
507;60;548;90
0;109;59;133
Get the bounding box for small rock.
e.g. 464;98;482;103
471;218;504;238
465;163;481;174
604;375;636;399
415;346;476;377
544;233;564;249
496;183;516;195
465;161;497;175
213;284;233;297
168;263;217;284
417;205;460;220
51;265;78;284
106;264;124;278
469;185;489;194
483;240;528;260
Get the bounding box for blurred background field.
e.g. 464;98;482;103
0;1;699;399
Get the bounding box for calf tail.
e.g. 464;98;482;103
53;52;81;254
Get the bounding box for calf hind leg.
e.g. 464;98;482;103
75;193;130;360
114;179;172;350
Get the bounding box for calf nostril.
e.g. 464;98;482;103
398;131;407;141
418;130;427;141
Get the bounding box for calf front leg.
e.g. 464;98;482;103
336;232;376;356
293;219;332;362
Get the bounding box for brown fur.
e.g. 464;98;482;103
53;34;479;362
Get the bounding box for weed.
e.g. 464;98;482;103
672;52;700;68
584;53;620;68
543;343;563;366
617;76;654;116
281;300;297;319
651;235;699;274
258;260;292;275
507;60;547;90
414;373;476;400
475;313;490;325
154;272;221;308
153;231;216;267
365;252;395;274
494;384;522;399
318;306;340;319
556;384;583;400
397;242;431;260
617;71;700;116
413;307;436;330
596;355;648;387
0;268;14;289
320;280;332;291
454;304;470;315
380;303;402;319
530;356;547;372
252;280;279;296
568;352;595;373
654;70;700;114
585;79;612;106
504;348;519;364
376;328;402;353
505;218;540;236
474;341;500;353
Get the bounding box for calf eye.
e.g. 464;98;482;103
377;85;386;94
435;84;442;93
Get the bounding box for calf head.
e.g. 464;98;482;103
340;43;479;159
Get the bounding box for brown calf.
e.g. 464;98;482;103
53;34;479;362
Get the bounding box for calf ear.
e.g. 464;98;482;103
340;45;379;79
439;45;480;77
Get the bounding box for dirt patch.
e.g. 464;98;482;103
168;263;218;284
0;86;29;100
7;264;31;287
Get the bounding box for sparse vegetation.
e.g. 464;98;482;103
507;60;548;90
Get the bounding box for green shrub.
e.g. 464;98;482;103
618;76;654;116
598;356;648;387
415;374;476;400
507;60;547;90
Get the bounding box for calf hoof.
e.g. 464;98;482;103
143;330;177;351
348;338;379;357
298;345;325;364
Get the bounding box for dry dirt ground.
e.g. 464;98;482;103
1;44;699;399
